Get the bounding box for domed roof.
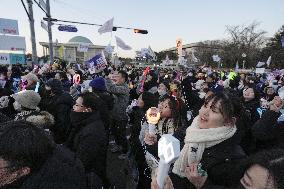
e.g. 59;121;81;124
68;36;93;44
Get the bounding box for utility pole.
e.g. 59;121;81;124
26;0;38;64
46;0;54;64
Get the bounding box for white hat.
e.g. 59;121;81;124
12;90;41;110
22;73;39;83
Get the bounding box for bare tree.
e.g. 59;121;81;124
223;21;267;68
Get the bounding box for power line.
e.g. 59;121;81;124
53;0;108;23
43;17;148;32
33;0;48;15
21;0;31;20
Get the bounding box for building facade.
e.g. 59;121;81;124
40;36;107;63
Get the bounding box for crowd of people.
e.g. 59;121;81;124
0;62;284;189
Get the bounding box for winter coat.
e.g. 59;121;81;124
0;89;16;117
143;79;158;94
93;90;114;111
251;110;282;152
235;113;255;155
170;134;246;189
92;90;114;135
243;99;260;125
128;107;152;188
24;111;55;130
239;99;260;154
0;112;11;123
105;78;129;121
181;77;204;118
61;79;72;92
43;92;73;144
14;110;40;121
65;111;108;182
0;146;88;189
143;118;189;160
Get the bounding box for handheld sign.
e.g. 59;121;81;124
157;134;180;189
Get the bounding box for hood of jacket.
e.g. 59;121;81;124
26;111;55;129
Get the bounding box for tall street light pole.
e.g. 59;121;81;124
46;0;54;64
27;0;38;64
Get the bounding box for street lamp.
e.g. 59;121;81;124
242;53;247;69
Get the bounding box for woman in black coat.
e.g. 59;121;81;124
42;79;73;144
241;84;261;154
242;84;260;125
152;92;246;189
128;92;158;189
152;149;284;189
65;92;108;188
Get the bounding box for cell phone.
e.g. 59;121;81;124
197;163;207;176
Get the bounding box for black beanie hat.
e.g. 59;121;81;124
46;79;63;94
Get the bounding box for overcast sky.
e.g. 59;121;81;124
1;0;283;57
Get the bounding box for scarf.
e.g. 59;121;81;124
172;116;237;177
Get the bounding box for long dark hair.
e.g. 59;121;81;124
204;91;243;123
159;95;182;133
78;92;103;112
242;83;261;102
141;92;158;112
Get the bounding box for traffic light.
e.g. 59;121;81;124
134;29;148;34
112;27;117;31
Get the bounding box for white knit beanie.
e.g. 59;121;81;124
12;90;41;110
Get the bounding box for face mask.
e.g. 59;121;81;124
158;89;167;97
0;79;6;88
13;101;22;111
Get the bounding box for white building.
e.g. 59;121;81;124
40;36;108;63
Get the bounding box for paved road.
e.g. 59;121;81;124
106;146;139;189
106;148;127;189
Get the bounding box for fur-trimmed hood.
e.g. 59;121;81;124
26;111;55;129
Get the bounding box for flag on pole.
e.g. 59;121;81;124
98;18;114;35
87;51;108;74
235;61;239;70
140;48;149;57
266;56;272;67
115;36;132;50
256;62;266;68
148;46;157;61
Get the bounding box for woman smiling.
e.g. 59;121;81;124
158;92;246;189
